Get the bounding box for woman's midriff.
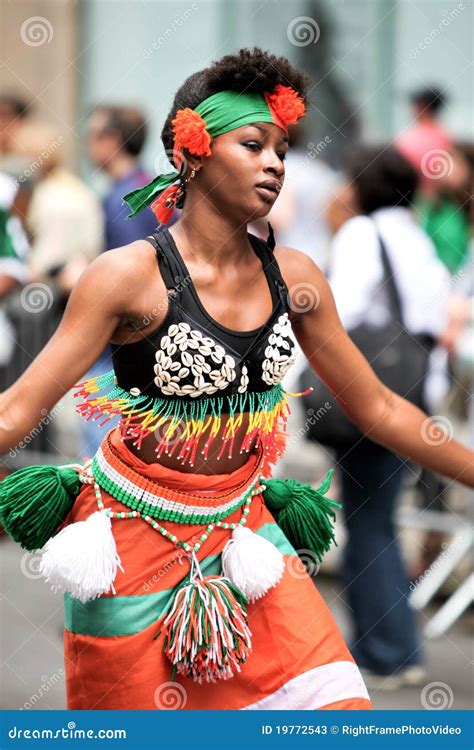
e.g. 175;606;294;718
123;411;259;474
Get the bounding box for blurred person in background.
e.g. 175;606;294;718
82;104;167;457
0;171;30;485
327;145;451;689
15;121;104;301
0;94;33;176
396;86;471;274
0;172;30;389
7;122;104;457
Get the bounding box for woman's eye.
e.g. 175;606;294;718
244;142;262;152
244;142;287;161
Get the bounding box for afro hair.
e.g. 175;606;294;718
161;47;310;159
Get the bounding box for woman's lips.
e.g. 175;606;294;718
255;185;279;202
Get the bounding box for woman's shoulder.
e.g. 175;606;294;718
86;238;159;282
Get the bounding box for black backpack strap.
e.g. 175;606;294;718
145;230;179;291
372;225;405;327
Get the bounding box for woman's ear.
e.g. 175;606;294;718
182;150;205;175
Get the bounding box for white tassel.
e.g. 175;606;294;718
39;511;124;603
221;526;285;602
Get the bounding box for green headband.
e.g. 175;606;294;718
122;86;305;222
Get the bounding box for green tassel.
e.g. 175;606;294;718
0;465;82;551
260;469;341;563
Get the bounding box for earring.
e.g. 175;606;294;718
163;169;198;210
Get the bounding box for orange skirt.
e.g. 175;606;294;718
63;427;372;710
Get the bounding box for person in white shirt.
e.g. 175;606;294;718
327;145;451;689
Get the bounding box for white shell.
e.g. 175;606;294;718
161;371;171;383
129;387;141;396
174;331;187;344
179;342;188;351
178;322;191;333
191;364;203;376
190;329;203;340
199;346;212;356
210;352;223;364
203;337;215;347
194;354;205;364
180;384;196;394
178;367;189;378
224;354;235;368
154;376;163;387
168;324;179;337
160;335;171;349
187;338;199;349
170;361;181;371
166;343;177;356
181;352;193;366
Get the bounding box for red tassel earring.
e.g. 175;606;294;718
151;168;197;225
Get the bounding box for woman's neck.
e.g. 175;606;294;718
172;204;252;270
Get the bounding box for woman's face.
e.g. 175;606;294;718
189;121;288;223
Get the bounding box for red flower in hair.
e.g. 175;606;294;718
172;108;212;156
264;85;306;126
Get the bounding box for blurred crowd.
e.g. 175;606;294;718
0;84;472;688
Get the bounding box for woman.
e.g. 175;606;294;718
0;48;472;711
327;145;451;689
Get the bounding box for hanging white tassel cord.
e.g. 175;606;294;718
221;526;285;602
39;511;124;603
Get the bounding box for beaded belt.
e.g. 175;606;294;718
90;431;265;525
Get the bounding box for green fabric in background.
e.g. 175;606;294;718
417;197;470;274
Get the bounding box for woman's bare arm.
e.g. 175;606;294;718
0;242;162;454
279;247;474;488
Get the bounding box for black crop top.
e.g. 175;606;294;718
109;225;297;404
73;223;302;467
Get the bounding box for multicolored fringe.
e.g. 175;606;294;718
72;370;311;472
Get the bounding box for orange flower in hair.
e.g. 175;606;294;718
264;84;306;126
172;108;212;156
